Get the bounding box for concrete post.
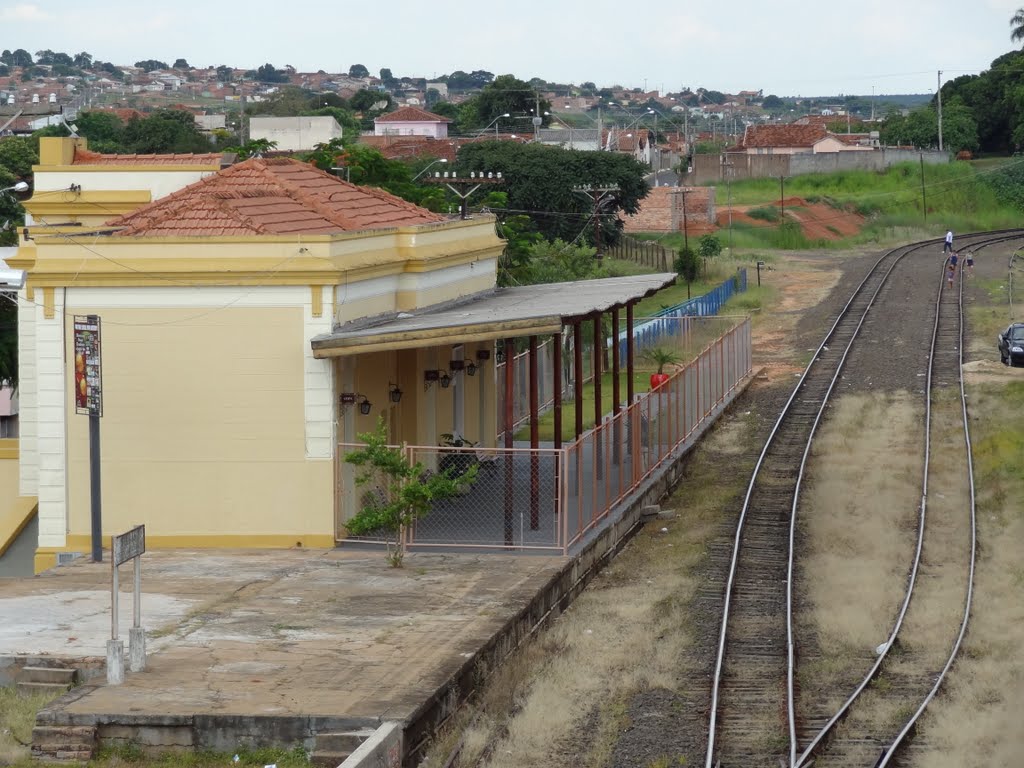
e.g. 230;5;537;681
106;639;124;685
129;627;146;672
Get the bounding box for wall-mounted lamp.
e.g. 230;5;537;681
424;369;452;389
389;383;403;403
340;392;373;415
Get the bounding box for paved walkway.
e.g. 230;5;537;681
1;549;563;720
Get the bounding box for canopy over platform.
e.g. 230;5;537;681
310;273;678;357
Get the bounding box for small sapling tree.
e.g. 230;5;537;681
344;418;478;567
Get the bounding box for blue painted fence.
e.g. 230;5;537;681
617;267;748;357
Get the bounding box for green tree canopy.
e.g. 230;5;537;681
134;59;168;72
256;63;288;83
121;109;211;153
0;137;39;179
349;64;369;79
455;140;649;246
458;75;551;133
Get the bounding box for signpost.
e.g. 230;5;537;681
108;525;146;684
73;315;103;562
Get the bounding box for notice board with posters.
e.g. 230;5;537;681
73;315;103;416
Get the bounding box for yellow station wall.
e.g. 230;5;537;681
62;306;334;548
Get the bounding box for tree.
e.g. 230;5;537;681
455;140;649;247
216;64;234;82
254;63;288;83
0;282;17;385
1011;7;1024;44
0;137;39;179
675;246;700;299
344;417;476;567
8;49;33;68
121;109;211;153
173;58;190;70
459;74;551;132
349;64;369;79
697;234;722;261
380;68;395;86
73;51;93;68
349;89;390;113
134;59;168;72
762;94;784;109
225;137;277;159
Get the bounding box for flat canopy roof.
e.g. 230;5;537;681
311;273;677;358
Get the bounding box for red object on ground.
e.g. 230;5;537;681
650;373;670;390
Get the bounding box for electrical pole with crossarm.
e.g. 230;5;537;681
573;184;620;259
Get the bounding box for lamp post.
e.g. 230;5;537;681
479;112;511;138
1;182;29;195
412;158;447;182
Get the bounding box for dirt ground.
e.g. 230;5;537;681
718;198;865;241
435;237;1024;768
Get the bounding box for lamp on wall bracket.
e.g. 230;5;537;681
340;392;372;415
389;383;403;403
424;369;452;390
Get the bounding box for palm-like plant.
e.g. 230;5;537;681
1011;8;1024;44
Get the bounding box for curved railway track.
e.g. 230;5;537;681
704;232;1022;768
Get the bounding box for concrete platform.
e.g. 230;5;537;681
1;549;563;755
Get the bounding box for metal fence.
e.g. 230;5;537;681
338;317;752;555
606;236;673;270
496;269;748;434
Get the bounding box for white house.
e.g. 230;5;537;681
249;116;344;152
373;106;451;139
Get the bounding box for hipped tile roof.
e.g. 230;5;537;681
739;124;830;148
105;157;444;237
73;148;226;166
375;105;451;123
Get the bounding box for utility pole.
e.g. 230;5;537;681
779;175;787;218
533;91;541;142
920;153;928;223
574;184;620;259
424;171;503;219
672;188;692;253
937;70;944;152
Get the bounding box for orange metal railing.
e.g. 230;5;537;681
338;317;752;555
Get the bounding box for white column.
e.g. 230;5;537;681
35;292;68;549
17;288;38;496
304;285;335;459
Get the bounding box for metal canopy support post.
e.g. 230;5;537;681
528;335;540;530
592;314;603;481
626;302;638;481
503;338;515;546
611;307;621;466
573;322;584;439
552;330;563;521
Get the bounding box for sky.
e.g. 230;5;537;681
1;0;1021;97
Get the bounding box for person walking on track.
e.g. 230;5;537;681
944;229;954;254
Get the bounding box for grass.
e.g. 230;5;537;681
0;686;311;768
693;161;1024;252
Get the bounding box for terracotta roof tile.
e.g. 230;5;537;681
105;157;444;237
375;105;451;123
740;124;829;149
73;148;226;166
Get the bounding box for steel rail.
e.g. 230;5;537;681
705;229;1024;768
874;242;981;767
792;233;1019;767
704;236;922;768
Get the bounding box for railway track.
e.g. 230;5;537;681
704;232;1021;768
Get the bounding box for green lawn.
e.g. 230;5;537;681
513;369;658;442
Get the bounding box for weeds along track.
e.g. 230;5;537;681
703;231;1024;768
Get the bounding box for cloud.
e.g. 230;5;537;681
0;3;54;21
